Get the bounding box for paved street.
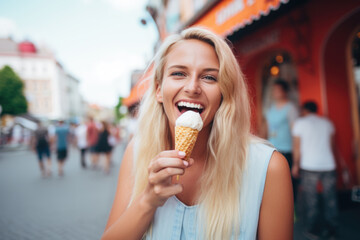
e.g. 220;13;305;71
1;143;360;240
0;144;126;240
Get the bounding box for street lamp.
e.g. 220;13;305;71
140;5;163;43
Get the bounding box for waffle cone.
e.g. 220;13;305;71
175;126;199;161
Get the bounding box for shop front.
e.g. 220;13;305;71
191;0;360;188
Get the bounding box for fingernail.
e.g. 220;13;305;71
178;151;186;157
183;161;189;166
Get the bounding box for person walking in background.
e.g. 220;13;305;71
86;117;99;169
54;120;70;176
11;124;22;147
32;122;51;177
292;101;338;239
126;108;138;141
69;122;77;147
264;79;299;202
75;121;88;168
108;123;120;167
94;121;112;174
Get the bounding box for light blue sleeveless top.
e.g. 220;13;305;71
145;142;275;240
265;103;293;152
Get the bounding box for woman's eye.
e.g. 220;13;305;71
170;72;185;77
203;75;217;81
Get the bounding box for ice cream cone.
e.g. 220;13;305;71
174;111;203;181
175;126;199;161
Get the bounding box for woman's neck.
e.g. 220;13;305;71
275;98;288;107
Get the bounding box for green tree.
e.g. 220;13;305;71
114;97;126;123
0;65;28;116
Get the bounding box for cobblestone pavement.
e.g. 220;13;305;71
0;144;126;240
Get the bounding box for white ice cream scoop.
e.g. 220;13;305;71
175;111;203;131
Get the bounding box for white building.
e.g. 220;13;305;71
0;38;84;120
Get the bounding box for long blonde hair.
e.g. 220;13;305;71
131;27;251;239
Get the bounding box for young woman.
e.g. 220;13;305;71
102;27;293;240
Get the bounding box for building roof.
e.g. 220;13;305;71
0;38;54;59
0;38;18;54
18;41;37;53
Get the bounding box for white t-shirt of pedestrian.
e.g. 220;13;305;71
75;124;88;149
292;114;336;171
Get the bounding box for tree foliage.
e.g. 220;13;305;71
0;65;28;115
114;97;126;123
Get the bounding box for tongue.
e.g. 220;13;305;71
180;107;200;114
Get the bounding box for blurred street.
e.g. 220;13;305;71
1;143;360;240
0;143;126;240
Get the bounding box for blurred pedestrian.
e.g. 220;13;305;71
127;107;138;141
86;117;99;169
110;123;121;145
292;101;338;239
32;122;51;177
108;123;120;167
75;121;88;168
264;79;299;201
11;124;22;147
69;122;77;147
93;121;112;174
54;120;70;176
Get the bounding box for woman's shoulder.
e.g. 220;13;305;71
247;138;290;182
249;137;275;153
246;137;276;172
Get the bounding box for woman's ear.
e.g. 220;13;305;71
155;83;163;103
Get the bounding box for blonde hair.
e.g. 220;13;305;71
131;27;251;239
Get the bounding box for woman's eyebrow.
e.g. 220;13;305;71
167;65;187;70
167;65;219;72
203;68;219;72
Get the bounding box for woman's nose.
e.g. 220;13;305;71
184;75;201;95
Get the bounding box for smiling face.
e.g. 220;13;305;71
156;39;222;131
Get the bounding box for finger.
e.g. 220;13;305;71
187;158;194;167
149;157;188;173
148;167;185;185
153;184;183;198
157;150;186;159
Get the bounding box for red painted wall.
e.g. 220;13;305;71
323;11;360;186
231;0;360;185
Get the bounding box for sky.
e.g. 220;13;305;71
0;0;158;107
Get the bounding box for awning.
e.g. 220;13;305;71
194;0;289;37
123;66;153;107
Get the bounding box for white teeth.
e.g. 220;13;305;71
177;101;204;110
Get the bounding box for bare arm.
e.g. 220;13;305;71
291;136;301;178
331;134;343;168
258;151;294;240
102;141;152;240
102;141;190;240
30;132;36;151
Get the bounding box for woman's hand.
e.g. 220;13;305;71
143;150;192;208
